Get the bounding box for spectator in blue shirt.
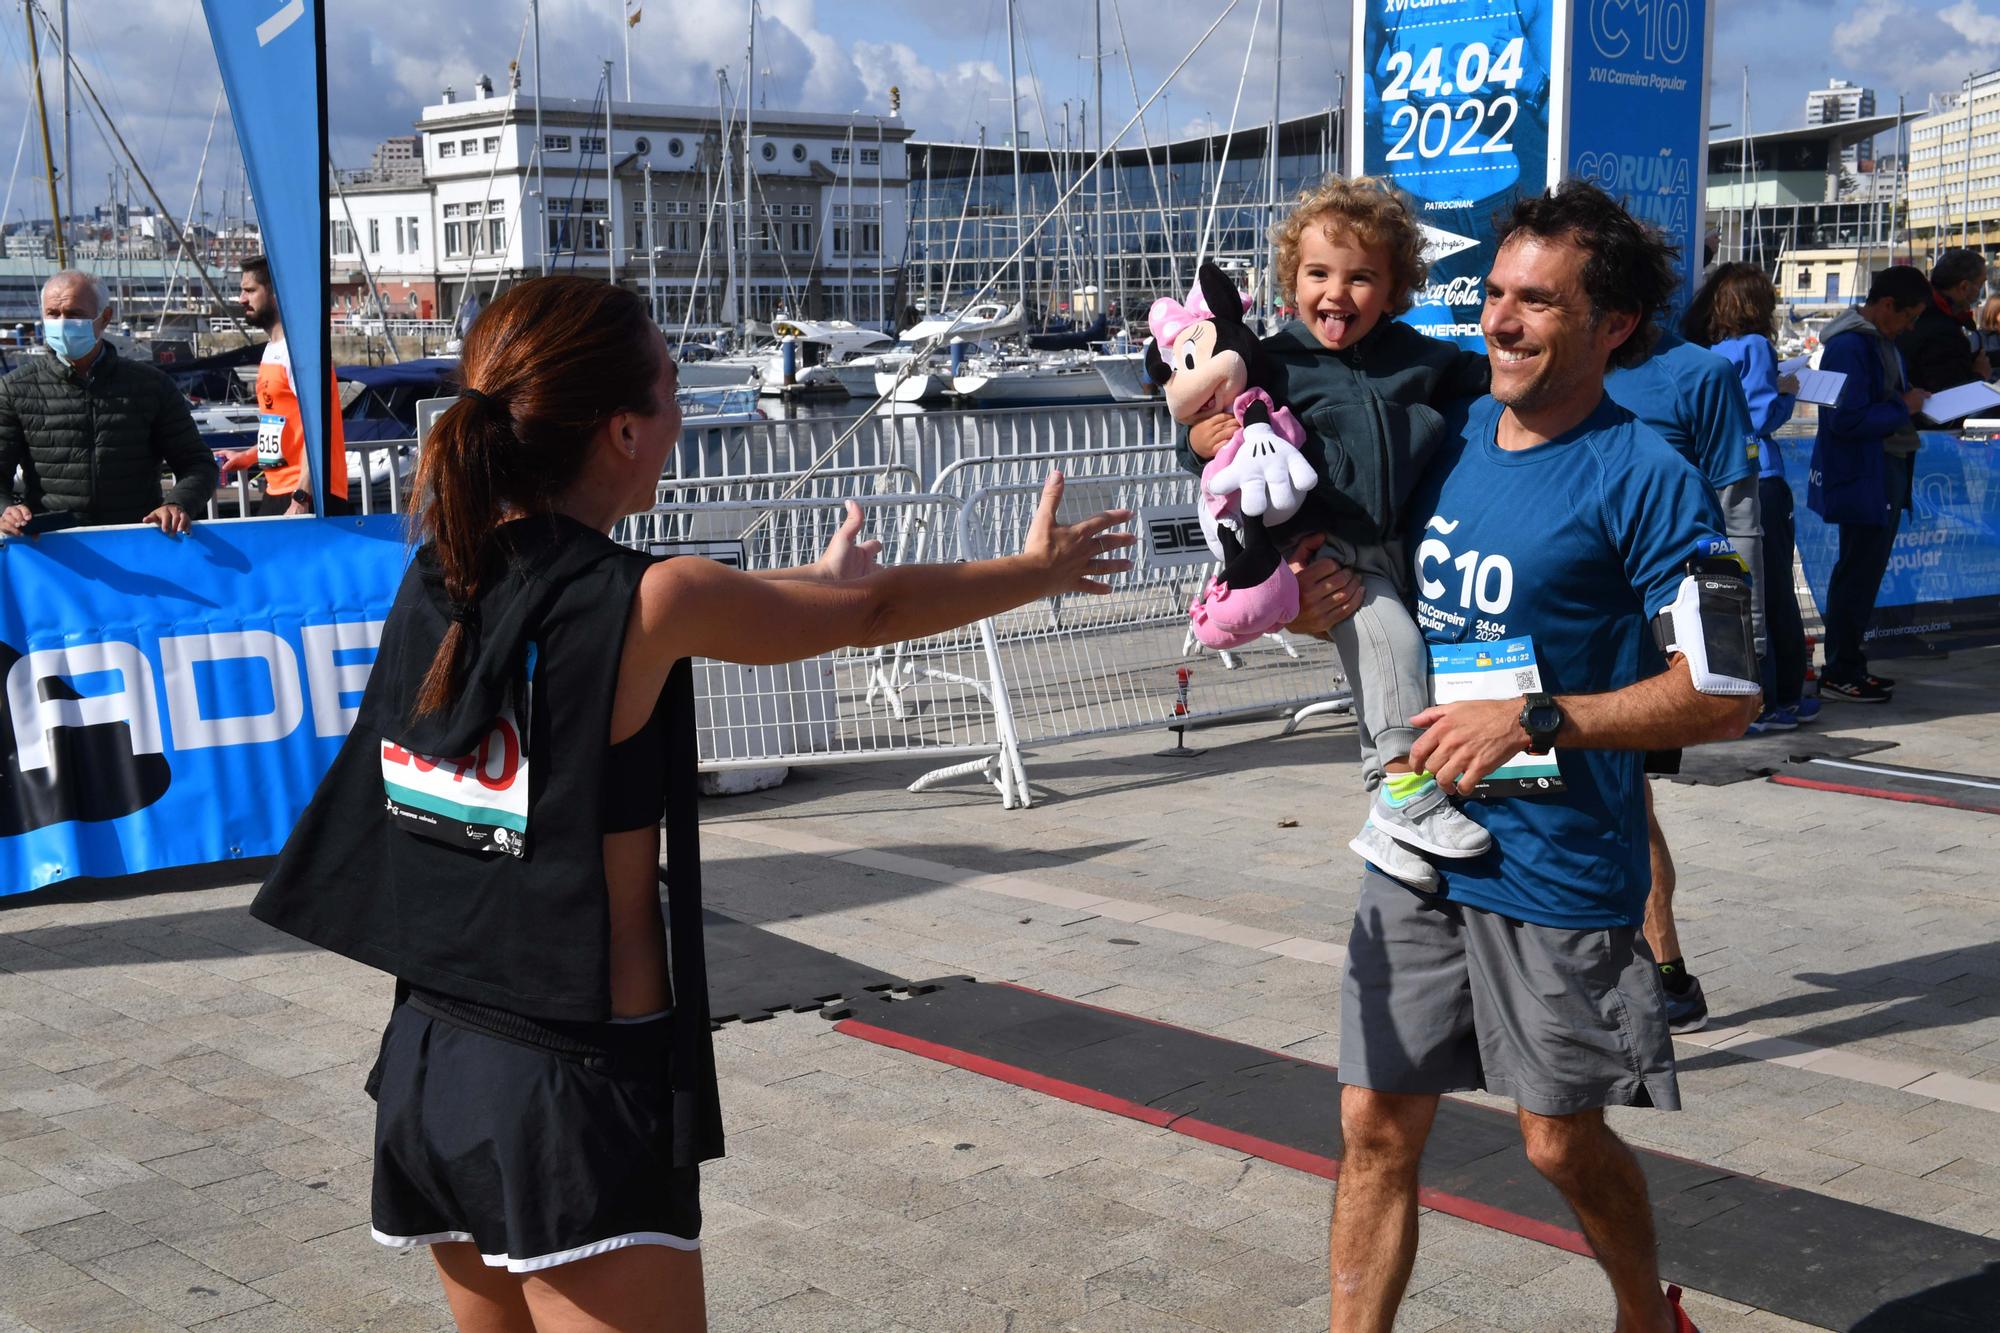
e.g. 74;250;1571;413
1683;263;1806;731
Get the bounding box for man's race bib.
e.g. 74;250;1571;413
381;687;531;858
255;413;286;468
1428;636;1565;796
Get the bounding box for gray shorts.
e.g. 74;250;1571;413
1338;871;1680;1116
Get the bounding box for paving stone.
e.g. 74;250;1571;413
0;1184;100;1233
21;1209;150;1263
6;1279;183;1333
83;1241;270;1324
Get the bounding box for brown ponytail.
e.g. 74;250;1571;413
411;276;665;716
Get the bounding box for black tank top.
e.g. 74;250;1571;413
602;683;672;832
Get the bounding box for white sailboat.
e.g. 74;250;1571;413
950;350;1111;404
1091;348;1155;401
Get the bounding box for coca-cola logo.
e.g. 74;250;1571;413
1414;276;1483;309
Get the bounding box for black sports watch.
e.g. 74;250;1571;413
1519;692;1563;755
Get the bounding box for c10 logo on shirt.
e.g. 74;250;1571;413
1417;516;1515;616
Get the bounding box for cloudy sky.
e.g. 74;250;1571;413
0;0;1994;227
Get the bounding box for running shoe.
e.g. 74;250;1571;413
1793;695;1821;723
1744;706;1798;735
1348;820;1440;893
1820;676;1891;703
1864;672;1897;689
1663;974;1709;1034
1667;1284;1700;1333
1370;779;1492;859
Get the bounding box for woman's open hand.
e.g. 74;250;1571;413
1023;471;1135;595
814;500;885;581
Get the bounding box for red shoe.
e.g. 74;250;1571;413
1666;1284;1699;1333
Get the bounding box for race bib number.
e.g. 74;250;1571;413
1427;636;1564;796
255;413;286;468
381;690;531;858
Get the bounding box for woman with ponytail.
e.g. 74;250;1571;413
251;275;1131;1331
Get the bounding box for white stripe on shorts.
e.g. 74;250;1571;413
370;1226;701;1272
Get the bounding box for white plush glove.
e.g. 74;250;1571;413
1206;422;1319;524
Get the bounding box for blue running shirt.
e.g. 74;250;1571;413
1605;329;1757;490
1407;395;1726;927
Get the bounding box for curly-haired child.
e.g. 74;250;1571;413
1178;176;1494;887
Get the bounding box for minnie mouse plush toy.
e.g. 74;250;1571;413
1145;263;1318;649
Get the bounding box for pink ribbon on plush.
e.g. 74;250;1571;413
1147;275;1253;348
1231;387;1305;446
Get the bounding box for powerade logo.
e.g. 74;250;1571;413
2;621;380;835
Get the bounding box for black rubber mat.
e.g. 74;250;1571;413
1662;733;1894;787
1772;756;2000;815
835;980;2000;1331
700;908;907;1024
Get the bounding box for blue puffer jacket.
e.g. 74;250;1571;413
1808;309;1912;528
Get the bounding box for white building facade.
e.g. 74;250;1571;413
331;84;914;329
1906;69;2000;261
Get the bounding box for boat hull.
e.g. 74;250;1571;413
1093;353;1157;402
951;369;1112;405
674;358;762;389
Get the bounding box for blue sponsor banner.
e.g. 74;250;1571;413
200;0;332;511
1563;0;1713;315
0;518;407;895
1777;435;2000;649
1353;1;1558;350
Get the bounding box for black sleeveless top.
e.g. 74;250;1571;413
251;515;723;1166
603;683;672;832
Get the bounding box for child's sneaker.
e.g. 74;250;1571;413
1372;774;1491;860
1348;821;1439;892
1793;695;1821;723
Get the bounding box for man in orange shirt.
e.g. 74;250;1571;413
220;255;350;515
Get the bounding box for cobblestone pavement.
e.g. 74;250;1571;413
2;648;1997;1331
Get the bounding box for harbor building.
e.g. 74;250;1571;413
1905;68;2000;262
902;112;1342;327
328;80;914;328
1805;78;1877;178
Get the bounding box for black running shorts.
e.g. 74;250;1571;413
367;993;701;1271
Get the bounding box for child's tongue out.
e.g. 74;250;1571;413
1318;309;1356;345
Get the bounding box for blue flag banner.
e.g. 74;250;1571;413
1778;435;2000;651
1562;0;1713;316
0;519;407;895
200;0;332;514
1354;1;1713;346
1353;0;1558;350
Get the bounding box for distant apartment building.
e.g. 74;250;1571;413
1905;68;2000;260
4;230;52;260
1806;79;1877;176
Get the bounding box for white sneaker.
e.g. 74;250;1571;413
1348;820;1440;892
1371;780;1491;860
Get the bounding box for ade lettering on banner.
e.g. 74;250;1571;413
1351;1;1711;350
0;518;407;894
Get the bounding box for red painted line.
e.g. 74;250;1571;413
1770;774;1991;813
834;1015;1593;1259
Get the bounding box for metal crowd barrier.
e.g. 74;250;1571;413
613;491;1022;799
674;401;1172;485
949;472;1350;806
198;438;414;520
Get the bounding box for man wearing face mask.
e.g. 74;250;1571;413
0;270;215;536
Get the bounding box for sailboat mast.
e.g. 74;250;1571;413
24;5;65;267
58;0;71;258
604;60;617;283
742;3;755;332
1094;0;1106;327
1267;0;1282;319
533;0;547;275
1005;0;1026;313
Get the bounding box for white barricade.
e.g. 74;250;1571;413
943;472;1351;806
675;402;1172;486
200;437;413;520
614;491;1022;801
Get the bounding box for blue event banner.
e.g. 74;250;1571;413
0;518;407;895
1562;0;1712;316
1777;435;2000;648
1354;0;1558;349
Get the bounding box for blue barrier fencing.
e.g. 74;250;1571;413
1779;433;2000;652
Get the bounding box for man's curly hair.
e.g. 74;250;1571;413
1495;180;1679;368
1272;175;1428;315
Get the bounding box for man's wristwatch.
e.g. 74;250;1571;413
1519;692;1563;755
